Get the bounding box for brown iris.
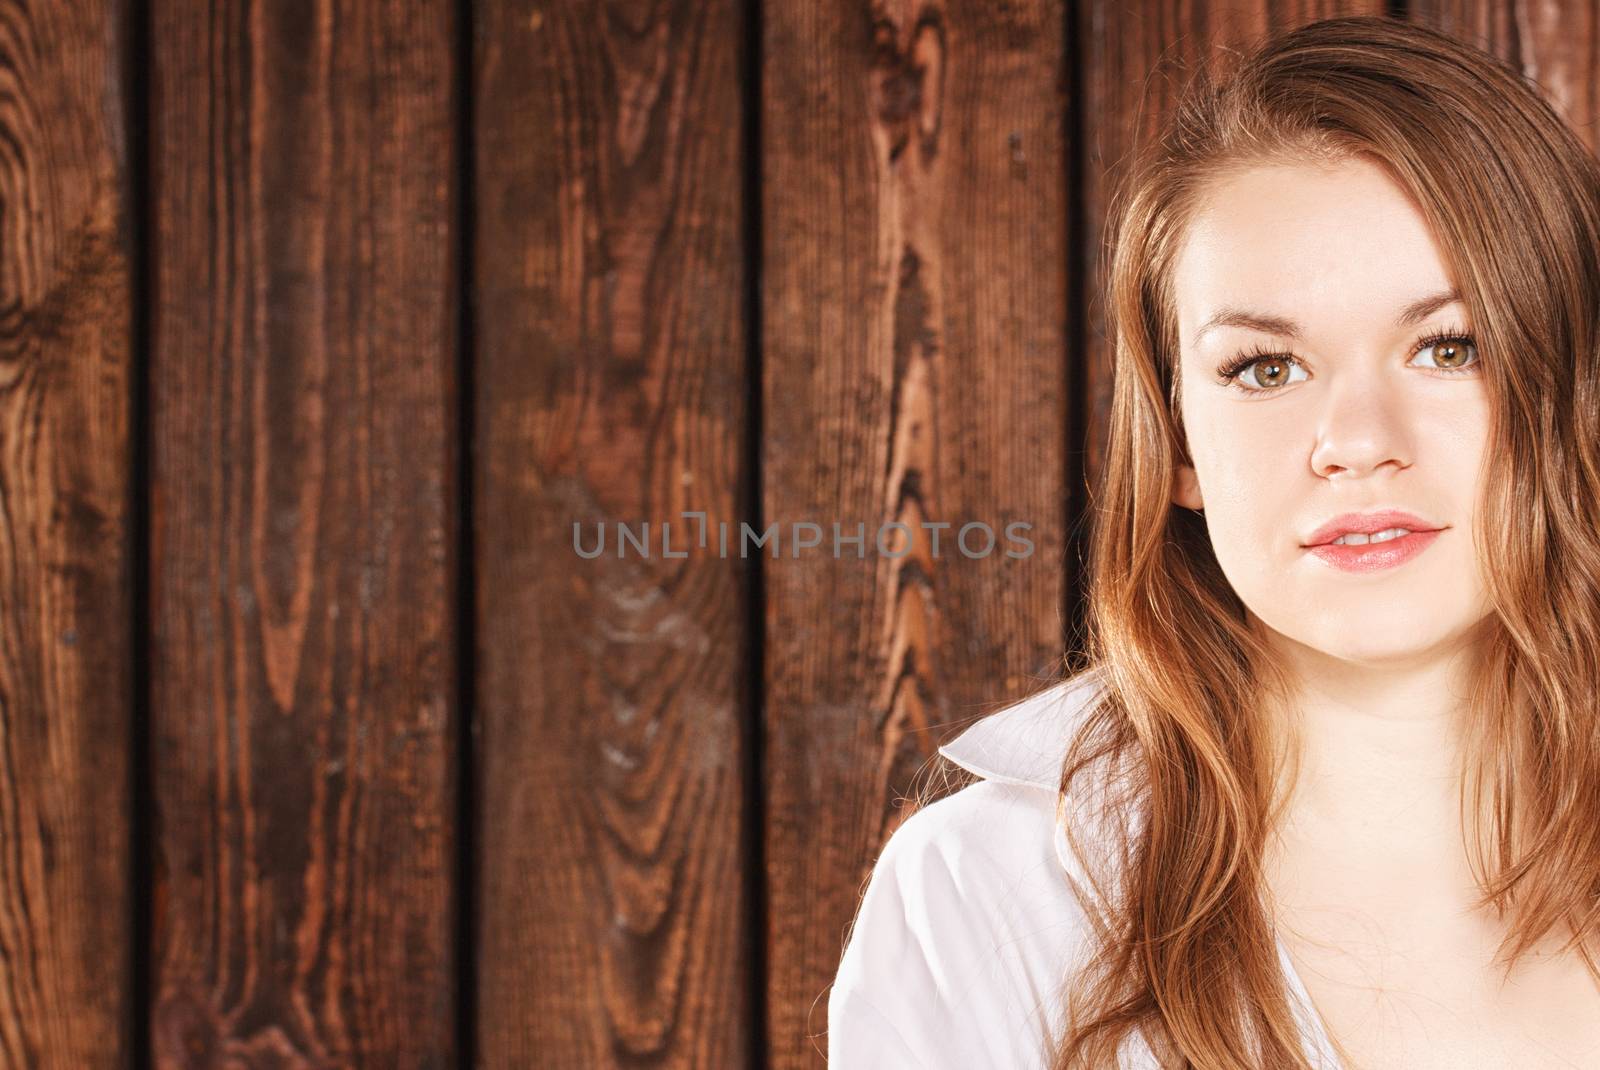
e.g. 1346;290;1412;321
1432;340;1469;368
1248;359;1291;387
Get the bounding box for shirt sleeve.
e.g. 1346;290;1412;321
825;984;930;1067
825;782;1076;1069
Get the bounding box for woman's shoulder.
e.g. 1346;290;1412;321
826;670;1135;1067
867;668;1122;927
850;778;1075;922
826;780;1097;1067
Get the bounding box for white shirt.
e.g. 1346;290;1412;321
825;670;1345;1068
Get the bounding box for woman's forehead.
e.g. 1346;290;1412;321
1172;167;1456;347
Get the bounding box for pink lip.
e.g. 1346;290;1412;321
1302;509;1442;548
1304;528;1443;573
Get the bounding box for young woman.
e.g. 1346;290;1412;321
827;16;1600;1069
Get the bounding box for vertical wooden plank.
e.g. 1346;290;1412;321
0;0;134;1064
148;0;460;1063
1078;0;1387;500
762;0;1070;1062
1408;1;1599;151
474;0;752;1065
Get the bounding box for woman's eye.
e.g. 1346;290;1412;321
1233;357;1307;391
1411;336;1478;371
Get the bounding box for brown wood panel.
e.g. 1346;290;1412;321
1409;1;1600;150
0;0;135;1064
472;0;753;1065
148;0;460;1063
761;0;1070;1062
1078;0;1387;500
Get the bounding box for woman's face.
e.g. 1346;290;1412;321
1170;155;1494;668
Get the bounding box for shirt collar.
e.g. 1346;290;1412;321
935;667;1108;792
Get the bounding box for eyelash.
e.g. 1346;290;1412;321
1214;327;1480;396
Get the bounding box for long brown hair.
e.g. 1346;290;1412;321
1046;15;1600;1068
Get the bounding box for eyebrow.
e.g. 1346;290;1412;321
1193;287;1463;346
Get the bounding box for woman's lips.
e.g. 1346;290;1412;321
1303;528;1443;573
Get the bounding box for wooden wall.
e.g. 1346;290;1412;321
6;0;1585;1065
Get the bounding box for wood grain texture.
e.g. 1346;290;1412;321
1077;0;1386;499
473;0;753;1065
761;0;1070;1062
148;0;460;1064
0;0;134;1064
